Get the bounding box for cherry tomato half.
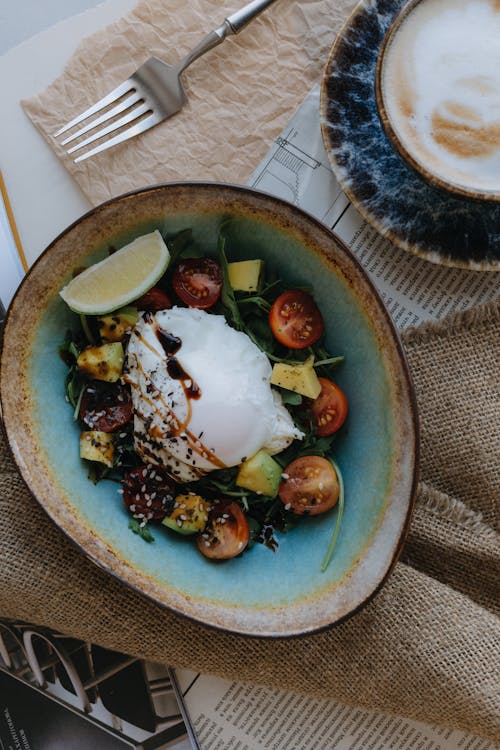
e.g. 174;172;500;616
79;382;132;432
311;378;348;437
197;501;249;560
134;286;172;312
269;290;324;349
279;456;339;516
122;465;177;521
172;258;222;309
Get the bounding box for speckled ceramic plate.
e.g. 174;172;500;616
320;0;500;271
0;183;418;637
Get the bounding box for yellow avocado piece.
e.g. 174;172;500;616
236;450;282;497
162;494;210;535
77;343;124;382
228;259;264;292
97;305;138;342
270;356;321;399
80;431;114;467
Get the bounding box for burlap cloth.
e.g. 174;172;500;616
1;301;499;742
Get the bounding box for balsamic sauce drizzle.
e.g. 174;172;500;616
125;314;226;471
156;328;201;401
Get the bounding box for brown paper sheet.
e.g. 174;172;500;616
22;0;351;206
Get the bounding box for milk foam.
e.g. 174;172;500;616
382;0;500;194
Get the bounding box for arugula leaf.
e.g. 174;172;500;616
87;461;110;484
243;316;275;355
217;229;243;330
246;516;261;549
321;459;345;571
59;330;82;364
306;434;338;455
113;427;141;471
258;278;284;299
237;295;271;313
65;367;85;410
72;379;86;421
166;228;193;266
313;345;345;378
199;472;249;501
314;355;345;369
80;314;96;344
279;389;303;406
129;518;155;543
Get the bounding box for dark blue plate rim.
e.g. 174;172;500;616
320;0;500;271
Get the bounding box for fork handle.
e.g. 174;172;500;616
226;0;279;34
177;0;279;74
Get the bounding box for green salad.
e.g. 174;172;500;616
59;225;348;570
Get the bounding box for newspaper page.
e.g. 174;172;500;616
174;669;496;750
0;621;192;749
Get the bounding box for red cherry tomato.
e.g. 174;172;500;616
269;290;324;349
122;465;177;522
279;456;339;516
197;501;249;560
311;378;348;437
172;258;222;309
79;382;132;432
134;286;171;312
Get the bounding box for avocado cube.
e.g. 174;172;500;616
161;494;209;535
80;431;114;467
77;343;124;382
236;450;282;497
97;305;138;342
270;356;321;399
228;259;264;292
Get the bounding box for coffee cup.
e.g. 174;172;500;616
375;0;500;202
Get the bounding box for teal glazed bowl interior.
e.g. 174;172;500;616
0;183;418;637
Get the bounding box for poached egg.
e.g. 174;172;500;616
124;307;303;482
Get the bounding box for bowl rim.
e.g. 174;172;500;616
0;181;420;638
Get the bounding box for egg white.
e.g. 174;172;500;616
124;307;303;482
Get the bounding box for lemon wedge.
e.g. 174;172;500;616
60;230;170;315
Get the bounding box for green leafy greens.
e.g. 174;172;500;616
60;223;347;569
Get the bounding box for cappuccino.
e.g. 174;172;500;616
379;0;500;196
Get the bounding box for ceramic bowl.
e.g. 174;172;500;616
0;183;418;638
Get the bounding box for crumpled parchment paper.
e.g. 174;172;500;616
22;0;350;205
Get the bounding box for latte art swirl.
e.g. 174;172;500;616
381;0;500;194
432;96;500;160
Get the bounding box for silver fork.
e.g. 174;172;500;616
54;0;279;163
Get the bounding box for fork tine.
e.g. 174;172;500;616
66;102;151;155
59;92;143;146
73;112;164;163
53;80;135;138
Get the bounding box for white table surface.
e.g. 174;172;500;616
0;0;136;265
0;0;100;54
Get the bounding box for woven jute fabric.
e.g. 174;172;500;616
0;301;499;742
